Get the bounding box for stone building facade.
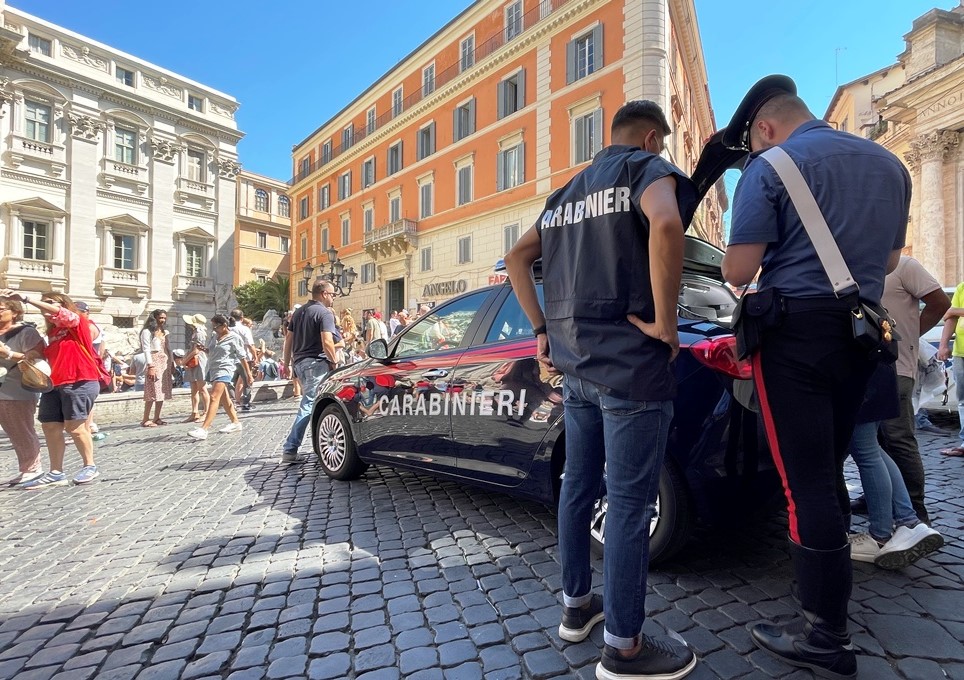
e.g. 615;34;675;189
235;170;290;286
825;1;964;286
0;2;242;345
288;0;723;316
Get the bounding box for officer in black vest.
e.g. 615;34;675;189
505;101;698;680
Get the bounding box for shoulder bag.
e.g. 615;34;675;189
759;146;899;364
19;357;54;393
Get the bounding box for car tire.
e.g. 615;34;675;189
589;460;692;565
314;404;368;480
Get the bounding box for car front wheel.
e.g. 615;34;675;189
589;461;692;564
314;404;368;480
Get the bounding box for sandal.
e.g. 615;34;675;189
940;447;964;457
154;419;168;426
141;421;157;428
181;414;200;423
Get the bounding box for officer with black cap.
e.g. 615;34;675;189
720;76;910;679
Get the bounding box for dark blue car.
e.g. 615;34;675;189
309;235;780;563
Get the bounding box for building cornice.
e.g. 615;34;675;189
95;189;152;208
1;167;70;189
669;0;716;132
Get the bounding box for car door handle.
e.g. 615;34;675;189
423;369;449;379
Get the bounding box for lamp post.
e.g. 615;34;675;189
303;248;355;297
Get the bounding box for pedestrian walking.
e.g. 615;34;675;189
139;310;174;427
938;280;964;456
719;75;911;679
180;313;211;423
187;315;251;440
0;297;46;485
505;100;699;680
1;291;104;488
228;308;257;410
280;280;338;464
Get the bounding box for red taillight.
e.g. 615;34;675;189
689;336;753;380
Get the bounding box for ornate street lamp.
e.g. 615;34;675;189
306;247;355;297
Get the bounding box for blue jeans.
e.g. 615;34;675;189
848;422;918;540
955;357;964;444
283;358;329;454
558;375;672;649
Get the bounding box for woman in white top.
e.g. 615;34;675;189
139;310;174;427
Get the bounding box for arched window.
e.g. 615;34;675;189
255;188;269;212
278;196;290;218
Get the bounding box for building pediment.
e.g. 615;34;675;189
174;226;215;241
97;213;150;232
2;196;67;217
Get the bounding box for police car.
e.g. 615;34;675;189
308;231;780;564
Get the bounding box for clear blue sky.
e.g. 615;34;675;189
14;0;948;183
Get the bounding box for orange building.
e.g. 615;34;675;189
289;0;722;315
235;170;290;286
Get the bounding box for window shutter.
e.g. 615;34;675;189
566;40;575;84
574;117;585;163
468;98;476;135
516;143;525;183
592;24;604;71
592;109;603;157
497;81;506;120
516;69;526;109
496;152;505;192
453;107;461;141
429;122;436;155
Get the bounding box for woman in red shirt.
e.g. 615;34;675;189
0;291;102;489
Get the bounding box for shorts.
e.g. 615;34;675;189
39;380;100;423
212;375;233;385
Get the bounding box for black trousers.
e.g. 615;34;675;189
752;306;876;550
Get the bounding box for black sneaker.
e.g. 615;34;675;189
597;634;697;680
558;593;604;642
849;495;868;516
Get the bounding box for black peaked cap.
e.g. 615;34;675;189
720;75;797;151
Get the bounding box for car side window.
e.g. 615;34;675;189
395;291;490;358
485;285;545;344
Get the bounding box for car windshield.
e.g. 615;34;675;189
395;291;489;358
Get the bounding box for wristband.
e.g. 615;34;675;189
532;324;547;337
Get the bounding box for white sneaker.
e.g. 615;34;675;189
875;523;944;570
848;533;881;563
218;422;243;434
188;427;208;440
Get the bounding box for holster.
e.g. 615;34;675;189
734;288;785;360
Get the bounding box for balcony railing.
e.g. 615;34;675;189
289;0;572;185
5;132;66;176
100;157;149;194
0;256;67;290
364;218;417;246
173;274;215;301
96;266;149;298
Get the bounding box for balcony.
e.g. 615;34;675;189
99;158;149;195
175;177;215;210
0;256;67;292
173;274;215;302
96;267;149;298
4;132;66;177
364;218;418;259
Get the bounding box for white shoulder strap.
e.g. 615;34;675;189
759;146;857;296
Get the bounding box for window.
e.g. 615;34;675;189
503;223;520;254
257;232;267;249
395;291;490;358
24;101;51;143
420;246;432;272
422;64;435;97
505;1;523;41
28;34;51;56
388;141;403;175
341;216;350;245
539;0;552;19
497;143;525;191
299;196;311;220
392;87;403;117
114;234;135;270
457;165;473;206
300;234;307;259
185;244;204;277
367;107;377;135
362;158;376;188
278;196;290;218
567;26;603;84
361;262;375;284
280;236;289;253
255;188;269;212
420;182;433;219
364;205;374;233
485;284;545;343
322;140;332;164
342;125;353;151
114;127;137;165
22;220;49;260
389;195;401;223
460;36;475;72
188;94;204;112
321;227;329;253
417;123;436;161
458;236;472;264
319;184;330;210
573;109;603;163
300;156;310;177
338;171;352;201
116;66;135;87
454;98;476;141
258;274;267;283
186;149;206;182
298;279;308;296
497;70;525;119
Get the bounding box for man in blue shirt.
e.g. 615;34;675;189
721;75;909;680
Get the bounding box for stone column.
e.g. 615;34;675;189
906;130;959;281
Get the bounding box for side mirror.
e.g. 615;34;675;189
367;339;389;360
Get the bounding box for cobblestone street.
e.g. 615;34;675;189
0;400;961;680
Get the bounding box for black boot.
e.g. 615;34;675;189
750;540;856;680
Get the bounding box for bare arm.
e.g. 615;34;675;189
722;244;767;287
944;307;964;319
886;249;901;275
505;224;553;372
919;288;951;337
321;331;337;366
938;318;956;361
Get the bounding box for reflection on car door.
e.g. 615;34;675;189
358;291;495;475
451;286;562;486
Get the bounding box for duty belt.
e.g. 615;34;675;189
782;293;859;314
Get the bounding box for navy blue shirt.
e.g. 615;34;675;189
289;301;337;363
729;121;909;304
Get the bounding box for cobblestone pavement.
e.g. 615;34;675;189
0;401;961;680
